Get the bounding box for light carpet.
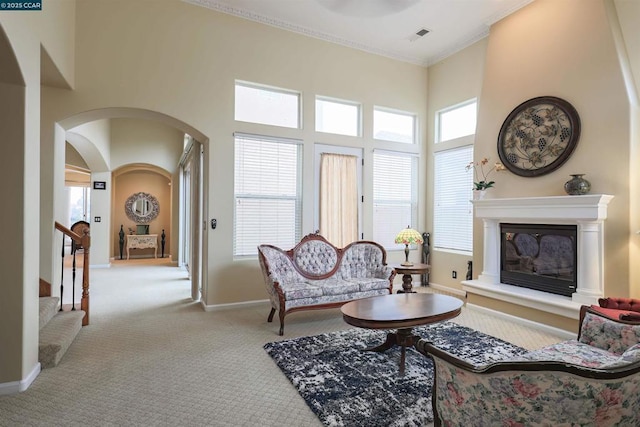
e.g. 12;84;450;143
264;322;528;427
0;260;565;426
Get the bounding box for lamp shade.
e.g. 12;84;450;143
394;227;423;245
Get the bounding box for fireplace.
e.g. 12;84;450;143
501;223;577;297
462;195;613;319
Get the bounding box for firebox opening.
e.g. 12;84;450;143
500;223;577;297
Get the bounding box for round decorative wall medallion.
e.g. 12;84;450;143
497;96;580;177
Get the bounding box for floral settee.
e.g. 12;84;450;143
258;233;395;335
416;306;640;426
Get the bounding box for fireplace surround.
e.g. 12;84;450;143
462;194;613;319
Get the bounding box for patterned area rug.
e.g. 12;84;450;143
264;321;527;427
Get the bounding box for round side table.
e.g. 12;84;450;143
390;263;431;293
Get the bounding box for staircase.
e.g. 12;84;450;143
39;296;85;368
37;221;91;368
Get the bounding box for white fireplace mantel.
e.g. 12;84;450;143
462;194;614;319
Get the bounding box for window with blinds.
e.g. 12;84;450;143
373;151;418;249
234;134;302;257
433;146;473;253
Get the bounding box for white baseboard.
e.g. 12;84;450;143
0;362;40;395
201;298;269;312
466;303;576;340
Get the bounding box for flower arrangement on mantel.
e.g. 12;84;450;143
466;158;506;190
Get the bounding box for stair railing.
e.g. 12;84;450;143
54;221;91;326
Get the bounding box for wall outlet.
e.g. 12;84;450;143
452;271;457;279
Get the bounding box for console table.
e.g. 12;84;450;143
126;234;158;260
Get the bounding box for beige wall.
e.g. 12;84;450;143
468;294;579;334
427;0;636;328
476;0;630;300
69;119;111;171
110;118;184;172
426;39;488;290
41;0;428;307
110;118;183;262
65;143;89;170
64;118;182;265
612;0;640;299
113;170;172;259
0;0;75;387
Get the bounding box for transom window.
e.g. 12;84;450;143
234;81;300;129
315;97;361;137
373;107;416;144
436;100;477;143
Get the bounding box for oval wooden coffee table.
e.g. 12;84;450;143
341;293;463;375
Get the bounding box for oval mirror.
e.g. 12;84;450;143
125;192;159;224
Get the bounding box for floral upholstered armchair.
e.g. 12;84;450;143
416;306;640;426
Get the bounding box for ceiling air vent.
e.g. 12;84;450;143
408;28;430;42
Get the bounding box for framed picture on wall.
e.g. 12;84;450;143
93;181;106;190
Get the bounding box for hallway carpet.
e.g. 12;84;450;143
0;260;564;426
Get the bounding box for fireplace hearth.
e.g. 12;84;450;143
501;223;577;297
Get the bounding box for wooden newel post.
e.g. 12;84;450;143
80;230;91;326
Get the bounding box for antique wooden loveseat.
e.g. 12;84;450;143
258;233;395;335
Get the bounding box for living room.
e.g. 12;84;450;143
1;0;639;414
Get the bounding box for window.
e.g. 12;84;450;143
436;100;477;143
373;107;416;144
67;186;90;225
315;97;361;137
234;81;300;129
373;151;418;249
234;134;302;257
433;146;473;253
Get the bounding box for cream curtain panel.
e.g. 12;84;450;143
319;153;358;247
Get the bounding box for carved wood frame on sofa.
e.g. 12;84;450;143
258;233;395;335
416;306;640;426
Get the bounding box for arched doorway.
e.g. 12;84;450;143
54;108;208;303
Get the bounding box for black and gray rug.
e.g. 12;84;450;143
264;321;527;427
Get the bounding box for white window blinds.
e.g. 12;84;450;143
373;151;417;249
433;146;473;253
234;134;302;256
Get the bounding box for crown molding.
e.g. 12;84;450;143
184;0;534;68
184;0;428;66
